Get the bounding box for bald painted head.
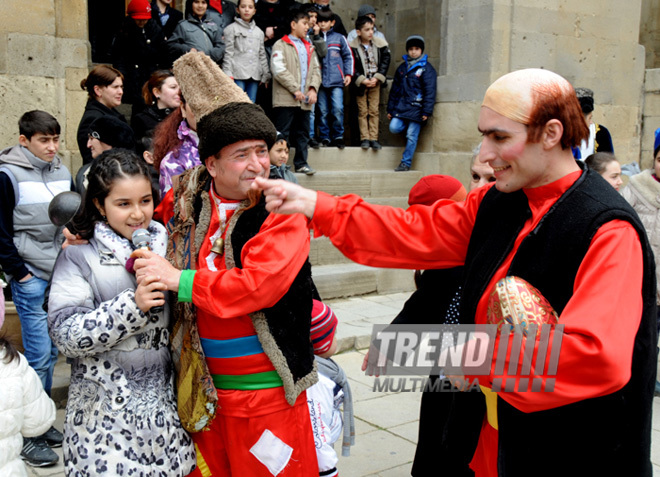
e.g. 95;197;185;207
482;68;588;150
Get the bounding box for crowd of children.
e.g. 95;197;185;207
103;0;438;174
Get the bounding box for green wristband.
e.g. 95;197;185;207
178;269;196;303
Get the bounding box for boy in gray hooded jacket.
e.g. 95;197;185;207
0;110;70;466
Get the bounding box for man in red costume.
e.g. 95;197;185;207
134;51;319;476
255;68;657;477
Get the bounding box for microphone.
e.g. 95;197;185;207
131;228;164;316
132;228;151;251
48;191;82;234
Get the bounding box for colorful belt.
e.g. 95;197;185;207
200;335;283;390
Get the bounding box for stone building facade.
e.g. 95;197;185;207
1;0;660;176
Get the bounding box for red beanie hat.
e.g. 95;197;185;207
311;300;338;355
408;174;467;206
127;0;152;19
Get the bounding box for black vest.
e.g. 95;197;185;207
462;168;657;476
230;198;317;385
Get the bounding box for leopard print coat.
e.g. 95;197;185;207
48;222;196;476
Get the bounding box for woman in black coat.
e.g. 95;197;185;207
76;65;127;165
132;70;181;145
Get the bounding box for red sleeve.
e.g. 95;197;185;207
491;220;644;412
154;188;174;225
191;212;311;318
310;188;490;270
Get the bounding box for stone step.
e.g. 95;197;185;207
305;146;404;170
312;262;415;300
310;236;352;266
295;169;423;198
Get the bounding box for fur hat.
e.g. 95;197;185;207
197;102;278;160
406;35;425;53
127;0;152;19
173;51;250;122
173;51;276;159
88;116;135;150
408;174;467;206
575;87;594;114
357;5;376;18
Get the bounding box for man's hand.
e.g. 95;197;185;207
361;349;388;377
132;249;181;292
343;75;352;87
307;89;317;105
293;90;306;102
19;273;33;282
252;177;318;218
135;275;167;313
265;26;275;40
387;113;392;120
61;227;89;249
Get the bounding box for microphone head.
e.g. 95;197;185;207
132;228;151;249
48;191;82;228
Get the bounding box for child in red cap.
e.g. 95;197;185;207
306;299;354;477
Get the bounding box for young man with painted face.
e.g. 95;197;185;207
255;68;657;476
133;51;319;476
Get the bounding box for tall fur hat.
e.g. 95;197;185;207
173;51;277;159
173;51;249;121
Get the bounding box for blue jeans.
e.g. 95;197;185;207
11;275;58;394
234;79;259;103
317;86;344;140
389;117;422;167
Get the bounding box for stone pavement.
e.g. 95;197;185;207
26;292;660;476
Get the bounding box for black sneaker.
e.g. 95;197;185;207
332;138;345;149
309;138;320;149
320;139;331;147
41;426;63;448
21;437;59;467
370;140;382;150
295;165;316;175
394;163;411;172
360;140;370;149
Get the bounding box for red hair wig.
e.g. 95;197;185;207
526;81;589;150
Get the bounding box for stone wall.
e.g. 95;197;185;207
0;0;89;173
640;0;660;70
431;0;647;169
334;0;650;171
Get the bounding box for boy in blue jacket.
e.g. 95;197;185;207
315;9;353;149
387;35;437;171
